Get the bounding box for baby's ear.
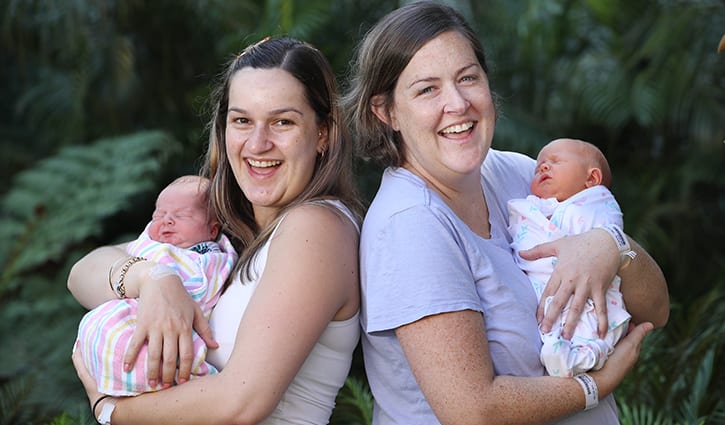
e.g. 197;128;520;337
586;167;603;188
210;220;221;241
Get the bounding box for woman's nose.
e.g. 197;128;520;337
442;86;470;114
247;126;273;153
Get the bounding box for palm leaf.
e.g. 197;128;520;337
618;402;672;425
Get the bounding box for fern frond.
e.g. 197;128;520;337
0;130;180;293
0;376;36;425
330;376;373;425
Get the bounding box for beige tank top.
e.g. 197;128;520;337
207;200;360;424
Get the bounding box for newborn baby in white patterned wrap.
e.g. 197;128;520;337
508;139;632;377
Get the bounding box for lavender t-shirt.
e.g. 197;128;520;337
360;149;619;424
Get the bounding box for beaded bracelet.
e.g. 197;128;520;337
108;256;129;293
113;256;147;298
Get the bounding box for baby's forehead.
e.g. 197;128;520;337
157;183;205;206
538;140;588;159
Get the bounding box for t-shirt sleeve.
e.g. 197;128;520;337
363;205;483;334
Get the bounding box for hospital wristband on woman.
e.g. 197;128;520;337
573;373;598;410
596;224;637;269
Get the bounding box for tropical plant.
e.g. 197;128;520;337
467;1;724;422
0;132;181;423
330;376;374;425
1;1;723;423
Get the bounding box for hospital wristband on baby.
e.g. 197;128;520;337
574;373;598;410
596;224;637;269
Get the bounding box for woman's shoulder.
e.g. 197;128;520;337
482;149;535;196
366;167;435;216
483;149;535;175
278;201;360;241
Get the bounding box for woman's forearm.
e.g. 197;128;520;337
67;244;129;309
619;237;669;328
110;374;249;425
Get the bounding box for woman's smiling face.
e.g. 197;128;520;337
379;30;496;188
225;67;325;227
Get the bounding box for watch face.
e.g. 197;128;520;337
621;251;637;269
621;257;632;268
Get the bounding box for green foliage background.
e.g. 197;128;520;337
0;0;722;424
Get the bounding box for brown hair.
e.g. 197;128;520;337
201;37;363;283
342;1;492;167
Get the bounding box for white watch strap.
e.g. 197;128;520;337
97;397;117;425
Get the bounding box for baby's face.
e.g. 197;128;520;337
148;182;218;248
531;140;592;201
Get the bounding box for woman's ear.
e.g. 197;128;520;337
585;167;603;188
316;125;328;154
371;94;398;131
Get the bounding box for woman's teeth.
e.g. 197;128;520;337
248;159;281;167
441;122;473;134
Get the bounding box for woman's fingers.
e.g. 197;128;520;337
193;307;218;350
591;321;654;395
177;332;193;384
608;321;653;367
119;276;212;389
161;331;179;388
524;230;619;338
590;290;609;338
72;343;102;405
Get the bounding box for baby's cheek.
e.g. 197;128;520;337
148;222;162;240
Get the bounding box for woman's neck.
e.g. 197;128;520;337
403;164;491;239
446;187;490;239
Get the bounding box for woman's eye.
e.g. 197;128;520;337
419;86;434;95
460;74;479;83
274;119;293;126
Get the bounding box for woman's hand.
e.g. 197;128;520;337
589;321;654;395
72;342;104;411
122;271;218;388
520;228;618;339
